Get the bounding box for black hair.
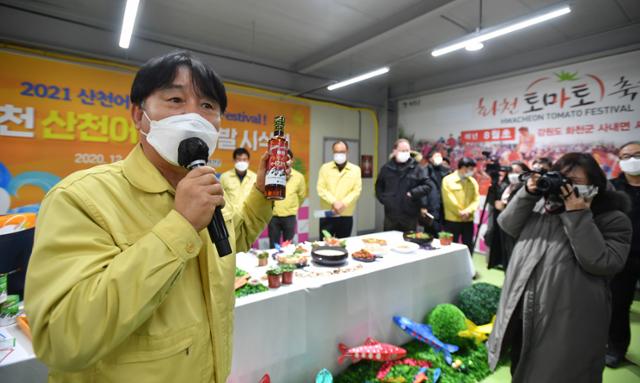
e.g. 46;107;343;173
442;157;451;165
332;140;349;151
233;147;250;159
533;157;553;168
131;50;227;112
287;149;294;158
552;153;607;191
510;161;530;173
458;157;476;169
619;140;640;152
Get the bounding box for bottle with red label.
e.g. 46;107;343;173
265;115;288;200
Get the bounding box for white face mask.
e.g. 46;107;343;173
574;184;599;199
508;173;520;184
620;158;640;176
141;112;219;166
234;161;249;172
334;153;347;165
432;154;443;166
396;151;411;163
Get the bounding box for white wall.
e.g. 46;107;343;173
230;86;379;239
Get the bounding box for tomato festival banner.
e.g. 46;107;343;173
398;49;640;178
397;49;640;253
0;49;310;217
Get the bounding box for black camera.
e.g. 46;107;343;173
482;151;511;179
536;171;571;196
520;170;571;197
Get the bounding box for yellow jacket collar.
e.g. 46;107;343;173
330;161;354;172
123;144;174;194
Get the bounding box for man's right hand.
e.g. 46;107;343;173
332;200;345;215
175;166;225;231
526;173;541;194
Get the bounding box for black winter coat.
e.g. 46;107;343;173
375;158;439;222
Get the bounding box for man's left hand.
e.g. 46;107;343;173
561;184;590;211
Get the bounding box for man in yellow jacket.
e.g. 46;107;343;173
441;157;480;254
268;149;307;247
220;147;257;211
24;51;277;383
316;140;362;238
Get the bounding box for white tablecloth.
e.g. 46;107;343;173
229;231;473;382
0;231;473;383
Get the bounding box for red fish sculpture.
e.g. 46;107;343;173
338;337;407;364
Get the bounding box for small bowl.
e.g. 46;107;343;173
403;231;433;246
311;246;348;267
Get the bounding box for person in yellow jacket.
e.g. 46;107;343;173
24;51;281;383
220;147;257;211
316;140;362;238
441;157;480;254
268;149;307;247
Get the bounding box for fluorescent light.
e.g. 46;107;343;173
327;67;390;91
432;5;571;57
119;0;140;49
465;41;484;51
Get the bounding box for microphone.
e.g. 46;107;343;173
178;137;232;257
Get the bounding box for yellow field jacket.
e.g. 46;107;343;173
441;171;480;222
273;169;307;217
219;168;257;212
25;144;272;383
316;161;362;217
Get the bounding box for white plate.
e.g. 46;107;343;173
391;242;420;253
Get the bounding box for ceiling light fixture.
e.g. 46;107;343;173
432;4;571;57
119;0;140;49
465;41;484;51
327;67;390;91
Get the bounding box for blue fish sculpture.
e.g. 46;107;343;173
315;368;333;383
393;316;459;365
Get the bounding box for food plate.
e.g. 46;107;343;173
391;241;420;253
311;246;349;267
363;243;388;256
361;237;388;246
351;249;377;262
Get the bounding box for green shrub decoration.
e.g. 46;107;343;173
425;303;467;346
457;283;501;325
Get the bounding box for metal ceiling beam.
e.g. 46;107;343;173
292;0;455;74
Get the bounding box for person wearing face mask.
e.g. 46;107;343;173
424;150;451;232
441;157;480;255
606;140;640;368
316;140;362;238
268;149;307;248
531;156;552;172
24;51;279;383
375;139;438;232
220;147;257;212
487;162;530;270
487;153;631;383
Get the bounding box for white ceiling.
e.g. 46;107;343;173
1;0;639;108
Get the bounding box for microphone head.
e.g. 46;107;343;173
178;137;210;169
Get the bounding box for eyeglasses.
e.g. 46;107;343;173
619;153;640;160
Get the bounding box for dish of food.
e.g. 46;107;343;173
311;246;349;266
352;249;376;262
277;254;309;266
403;231;433;246
391;242;420;253
361;237;387;246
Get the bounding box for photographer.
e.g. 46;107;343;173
487;153;632;382
487;161;530;270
